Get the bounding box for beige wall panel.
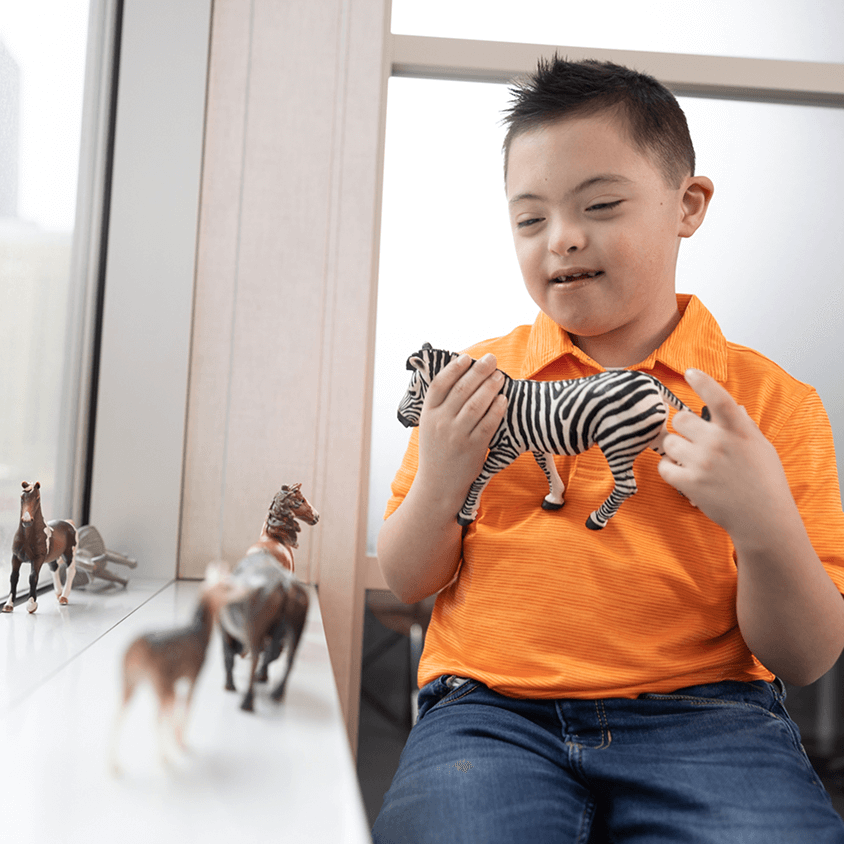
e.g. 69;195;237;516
180;0;252;574
183;0;390;747
216;0;341;578
308;0;390;751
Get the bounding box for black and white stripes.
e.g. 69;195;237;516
397;343;692;530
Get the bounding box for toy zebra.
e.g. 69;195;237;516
397;343;704;530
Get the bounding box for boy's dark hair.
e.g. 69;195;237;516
503;57;695;188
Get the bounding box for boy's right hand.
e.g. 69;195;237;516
414;352;508;516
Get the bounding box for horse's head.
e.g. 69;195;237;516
397;344;460;428
20;481;42;527
281;483;320;526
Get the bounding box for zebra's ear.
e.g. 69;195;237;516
407;354;426;373
407;343;432;372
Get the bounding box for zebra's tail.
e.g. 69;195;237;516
656;381;692;414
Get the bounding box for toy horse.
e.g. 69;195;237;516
3;481;78;613
74;524;138;588
111;562;243;773
398;344;705;530
219;483;318;712
243;482;320;574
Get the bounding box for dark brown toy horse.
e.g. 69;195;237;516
219;483;319;712
3;481;78;614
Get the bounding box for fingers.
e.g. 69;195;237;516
425;353;505;430
659;429;695;467
684;369;742;429
423;353;475;409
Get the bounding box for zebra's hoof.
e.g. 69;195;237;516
541;499;564;511
456;514;474;527
585;515;604;531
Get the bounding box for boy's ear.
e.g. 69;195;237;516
678;176;714;238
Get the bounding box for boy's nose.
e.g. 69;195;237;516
548;221;586;256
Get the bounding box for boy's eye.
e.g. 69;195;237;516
586;200;623;213
516;217;543;229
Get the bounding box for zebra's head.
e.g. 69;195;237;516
397;343;459;428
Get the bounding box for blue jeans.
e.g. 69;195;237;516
372;676;844;843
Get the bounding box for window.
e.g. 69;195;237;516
367;14;844;554
0;0;105;597
392;0;844;63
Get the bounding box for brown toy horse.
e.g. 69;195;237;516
219;483;319;712
3;481;78;614
110;562;245;774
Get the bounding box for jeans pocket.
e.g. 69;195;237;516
416;675;480;723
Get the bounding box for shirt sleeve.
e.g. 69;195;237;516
384;428;420;520
771;388;844;596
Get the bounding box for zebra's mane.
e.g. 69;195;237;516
407;343;459;375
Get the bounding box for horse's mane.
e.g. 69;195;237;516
264;487;302;547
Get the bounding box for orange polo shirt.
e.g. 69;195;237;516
385;295;844;699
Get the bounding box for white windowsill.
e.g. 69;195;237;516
0;579;371;843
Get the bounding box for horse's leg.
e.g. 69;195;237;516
3;558;21;612
157;688;178;765
27;560;43;613
270;589;309;703
240;648;260;712
257;626;284;683
91;567;129;587
222;631;239;692
174;677;198;751
58;525;77;604
49;561;63;597
255;644;272;683
110;666;139;776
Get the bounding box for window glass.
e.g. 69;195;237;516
367;75;844;553
392;0;844;64
0;0;91;594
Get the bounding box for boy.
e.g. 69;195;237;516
373;58;844;843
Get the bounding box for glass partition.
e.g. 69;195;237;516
0;0;95;597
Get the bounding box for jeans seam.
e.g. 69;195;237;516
638;693;780;721
594;699;612;749
576;796;597;844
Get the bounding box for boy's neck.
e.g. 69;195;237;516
569;306;682;369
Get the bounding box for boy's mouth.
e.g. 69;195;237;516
551;270;604;284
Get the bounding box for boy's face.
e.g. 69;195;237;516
506;112;709;366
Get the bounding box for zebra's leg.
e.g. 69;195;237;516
532;452;565;510
457;447;520;526
586;461;637;530
648;423;669;456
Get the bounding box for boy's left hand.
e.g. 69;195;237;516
658;369;795;545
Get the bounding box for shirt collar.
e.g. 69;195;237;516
521;294;729;381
